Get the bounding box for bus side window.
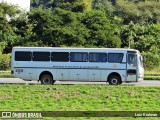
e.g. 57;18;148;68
32;52;50;61
15;51;32;61
70;52;88;62
108;53;123;63
51;52;69;62
89;53;107;62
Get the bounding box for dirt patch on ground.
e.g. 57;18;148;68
0;94;13;99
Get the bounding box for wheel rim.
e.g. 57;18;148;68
43;77;51;84
111;78;118;85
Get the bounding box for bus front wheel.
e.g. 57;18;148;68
108;75;120;85
40;74;53;85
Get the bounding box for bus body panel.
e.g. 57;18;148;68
11;47;144;84
88;70;101;81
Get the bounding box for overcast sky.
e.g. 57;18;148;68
0;0;30;11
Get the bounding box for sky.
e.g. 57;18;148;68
0;0;30;11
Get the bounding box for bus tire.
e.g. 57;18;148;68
40;74;53;85
108;75;120;85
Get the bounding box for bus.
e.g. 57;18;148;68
11;47;144;85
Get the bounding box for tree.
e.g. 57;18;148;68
28;8;89;47
31;0;90;12
0;2;21;53
120;22;160;52
115;0;160;24
81;10;121;47
92;0;116;14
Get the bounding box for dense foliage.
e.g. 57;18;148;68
0;0;160;70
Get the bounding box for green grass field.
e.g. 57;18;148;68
145;68;160;74
0;85;159;111
0;71;11;78
0;85;159;119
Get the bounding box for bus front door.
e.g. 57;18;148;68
126;53;137;81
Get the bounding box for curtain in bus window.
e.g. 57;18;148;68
89;53;107;62
108;53;123;63
70;52;88;62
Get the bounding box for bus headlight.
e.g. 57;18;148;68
138;73;143;78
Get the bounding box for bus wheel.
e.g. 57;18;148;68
108;75;120;85
40;75;53;85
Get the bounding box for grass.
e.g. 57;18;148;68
0;85;159;119
145;68;160;74
0;71;11;78
144;68;160;80
144;76;160;80
0;85;159;111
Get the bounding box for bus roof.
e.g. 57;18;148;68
13;47;139;53
13;47;138;51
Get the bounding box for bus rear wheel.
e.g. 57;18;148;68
108;75;121;85
40;74;54;85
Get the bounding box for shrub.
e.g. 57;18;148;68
0;53;11;70
142;52;160;70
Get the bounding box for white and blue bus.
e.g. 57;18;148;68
11;47;144;85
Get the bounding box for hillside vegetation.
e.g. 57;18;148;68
0;0;160;70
